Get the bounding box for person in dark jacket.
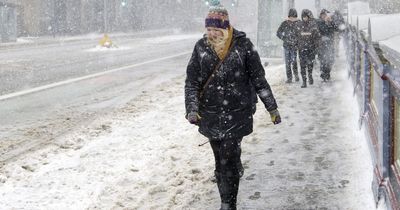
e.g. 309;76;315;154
332;10;346;57
332;10;346;32
277;8;300;83
184;2;281;209
317;9;336;81
297;9;321;88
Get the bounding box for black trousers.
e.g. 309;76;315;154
318;41;335;80
210;138;242;208
284;46;299;81
299;49;316;82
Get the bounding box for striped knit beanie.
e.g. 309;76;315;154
205;0;230;29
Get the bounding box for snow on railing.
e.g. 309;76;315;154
369;14;400;42
380;35;400;58
346;10;400;210
349;14;384;40
350;15;359;27
357;14;383;31
348;1;371;24
380;35;400;76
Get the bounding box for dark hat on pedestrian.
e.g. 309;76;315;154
301;9;314;19
205;0;230;29
288;8;298;18
320;9;330;16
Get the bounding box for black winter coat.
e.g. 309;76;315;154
277;19;300;49
332;11;346;32
317;19;335;63
317;19;335;39
298;19;320;51
185;29;278;140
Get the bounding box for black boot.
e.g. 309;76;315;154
307;63;314;85
293;62;299;82
326;73;331;81
217;173;239;210
301;80;307;88
220;202;232;210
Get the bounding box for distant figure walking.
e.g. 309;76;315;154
297;9;320;88
277;8;300;83
332;10;346;57
317;9;335;81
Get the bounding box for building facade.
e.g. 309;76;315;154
0;0;207;36
0;2;17;42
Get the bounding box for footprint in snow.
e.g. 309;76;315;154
249;191;261;200
338;180;350;188
245;173;256;181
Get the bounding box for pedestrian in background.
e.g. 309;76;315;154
297;9;320;88
277;8;300;83
317;9;336;82
184;1;281;209
332;10;346;57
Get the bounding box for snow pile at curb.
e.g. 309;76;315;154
0;76;217;209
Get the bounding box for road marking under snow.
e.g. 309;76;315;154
0;51;191;101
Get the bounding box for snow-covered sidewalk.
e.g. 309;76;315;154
0;49;377;209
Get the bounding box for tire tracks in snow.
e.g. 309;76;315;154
0;74;157;165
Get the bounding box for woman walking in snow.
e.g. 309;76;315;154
297;9;321;88
277;8;300;83
184;1;281;209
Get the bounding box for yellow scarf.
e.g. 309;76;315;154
207;26;233;60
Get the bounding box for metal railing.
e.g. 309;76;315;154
347;13;400;210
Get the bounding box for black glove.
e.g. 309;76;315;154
269;109;281;125
186;112;200;125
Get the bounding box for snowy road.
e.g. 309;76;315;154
0;32;198;163
0;36;379;209
0;31;197;95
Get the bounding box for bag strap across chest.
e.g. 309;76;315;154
199;40;236;98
